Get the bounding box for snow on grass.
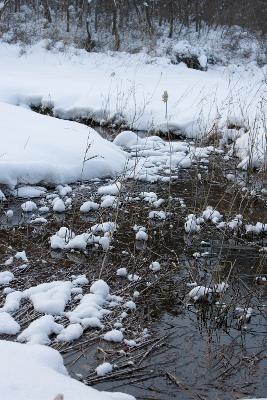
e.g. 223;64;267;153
103;329;124;343
0;271;14;286
148;210;166;220
98;182;122;196
188;282;229;302
56;323;83;342
0;312;20;335
50;227;99;250
12;185;47;198
0;188;6;201
66;280;111;327
149;261;161;273
188;286;213;301
15;250;28;262
90;222;118;234
184;214;201;234
0;278;123;344
0;340;135;400
80;200;100;213
17;315;63;345
95;362;113;377
1;280;73;315
23;281;73;315
135;228;148;242
100;195;119;208
21;200;37;212
116;267;128;277
52;198;66;213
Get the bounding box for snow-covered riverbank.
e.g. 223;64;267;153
0;41;266;171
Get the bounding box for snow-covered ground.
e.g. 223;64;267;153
0;38;266;399
0;41;266;171
0;340;134;400
0;102;127;187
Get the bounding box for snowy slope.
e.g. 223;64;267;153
0;42;265;138
0;340;134;400
0;102;127;187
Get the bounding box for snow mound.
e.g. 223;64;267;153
0;340;135;400
0;102;128;188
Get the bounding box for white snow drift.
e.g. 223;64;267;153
0;102;127;188
0;340;134;400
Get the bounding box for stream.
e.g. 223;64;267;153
0;127;266;400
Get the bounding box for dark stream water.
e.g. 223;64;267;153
0;130;266;400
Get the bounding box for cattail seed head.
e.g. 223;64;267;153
162;90;168;103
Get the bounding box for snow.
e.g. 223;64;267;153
65;234;89;250
116;267;128;277
101;195;118;208
0;42;265;173
80;200;99;213
124;339;137;347
123;301;136;310
53;198;66;213
0;290;23;313
149;261;161;272
0;188;6;201
0;271;14;286
188;286;212;301
57;323;83;342
245;222;267;235
4;256;13;266
90;279;110;297
95;362;113;377
57;184;72;197
15;250;28;262
184;214;201;234
17;314;63;345
0;102;128;188
57;226;75;240
39;205;49;213
31;217;47;224
21;200;37;212
24;281;73;315
66;280;111;327
0;280;73;315
99;236;111;251
103;329;124;343
214;282;229;293
72;274;89;286
91;221;118;234
0;312;20;335
50;227;96;251
98;182;122;196
202;206;222;223
148;211;166;220
136;230;148;241
0;340;135;400
12;186;47;198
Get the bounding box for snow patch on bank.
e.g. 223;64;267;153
0;340;135;400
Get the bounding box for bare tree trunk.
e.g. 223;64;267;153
0;0;11;21
15;0;21;13
43;0;52;23
85;4;95;52
144;1;154;38
66;0;70;32
168;0;174;38
112;0;120;51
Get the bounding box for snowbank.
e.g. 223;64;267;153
0;102;127;187
0;340;134;400
0;42;266;169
